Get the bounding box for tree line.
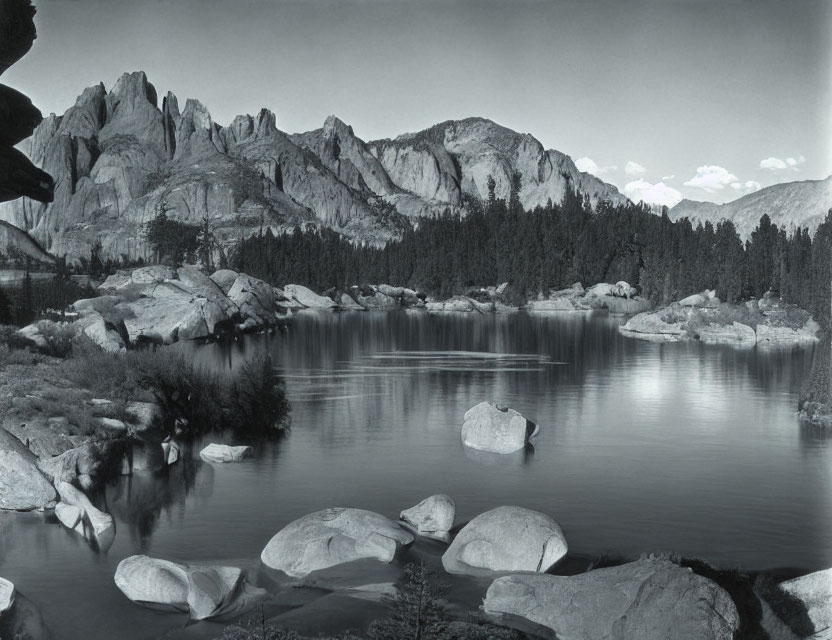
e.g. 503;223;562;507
230;178;832;325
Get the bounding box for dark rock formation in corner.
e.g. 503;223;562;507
0;0;54;262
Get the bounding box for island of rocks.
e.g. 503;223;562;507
620;289;819;347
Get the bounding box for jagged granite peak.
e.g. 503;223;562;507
670;176;832;240
99;71;164;154
292;115;399;197
56;83;106;139
173;98;226;161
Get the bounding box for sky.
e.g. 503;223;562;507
6;0;831;206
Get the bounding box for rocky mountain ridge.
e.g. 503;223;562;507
1;71;628;262
670;176;832;239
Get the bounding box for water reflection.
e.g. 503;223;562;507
107;447;213;548
2;310;831;640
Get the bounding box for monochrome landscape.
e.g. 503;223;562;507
0;0;831;639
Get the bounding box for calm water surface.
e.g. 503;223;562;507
2;310;831;639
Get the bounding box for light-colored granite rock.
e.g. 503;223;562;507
261;507;414;578
780;567;832;639
400;494;455;541
199;443;253;463
0;429;57;511
443;506;567;575
484;557;739;640
461;402;538;454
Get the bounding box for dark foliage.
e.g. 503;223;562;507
232;185;832;325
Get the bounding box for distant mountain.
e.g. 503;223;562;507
0;71;628;262
669;176;832;239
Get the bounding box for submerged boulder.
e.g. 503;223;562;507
0;428;57;511
461;402;538;454
780;567;832;638
442;506;567;575
0;577;14;616
260;507;414;578
115;555;264;620
619;311;687;342
199;443;253;463
484;558;739;640
55;481;115;551
400;494;455;541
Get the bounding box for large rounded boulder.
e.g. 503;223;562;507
0;429;57;511
484;557;739;640
55;481;115;552
442;506;567;575
260;507;414;578
114;555;263;620
400;494;455;541
461;402;538;454
780;567;832;637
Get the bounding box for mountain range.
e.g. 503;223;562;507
0;71;626;262
2;70;829;263
669;177;832;239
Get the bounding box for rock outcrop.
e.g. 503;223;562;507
399;494;455;541
0;0;54;261
780;567;832;639
369;118;628;213
484;557;739;640
442;506;567;575
620;294;819;347
54;481;115;551
0;428;57;511
260;507;414;578
461;402;538;454
527;281;649;314
199;443;253;463
114;555;265;620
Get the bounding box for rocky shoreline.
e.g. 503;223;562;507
620;290;820;348
14;267;663;352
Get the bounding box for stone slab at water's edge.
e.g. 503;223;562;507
260;507;414;578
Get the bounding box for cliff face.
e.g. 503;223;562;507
1;73;628;262
669;177;832;240
369;118;629;212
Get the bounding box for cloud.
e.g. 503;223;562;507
683;165;739;192
624;179;682;208
661;175;675;181
729;180;762;193
625;161;646;176
760;155;805;171
575;156;616;176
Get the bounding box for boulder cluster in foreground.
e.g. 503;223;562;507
254;500;742;639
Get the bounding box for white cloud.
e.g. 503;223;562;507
624;179;682;208
683;165;739;192
760;157;787;170
729;180;761;193
761;155;805;171
661;175;675;181
625;161;646;176
575;156;616;176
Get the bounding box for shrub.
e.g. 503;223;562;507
61;338;290;439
